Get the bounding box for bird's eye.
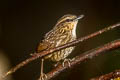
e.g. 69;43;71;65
66;19;70;22
66;19;72;22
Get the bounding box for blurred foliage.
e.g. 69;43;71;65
114;77;120;80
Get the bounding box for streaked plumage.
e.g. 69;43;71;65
37;14;84;80
37;14;80;62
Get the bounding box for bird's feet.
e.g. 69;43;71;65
39;73;47;80
62;58;75;67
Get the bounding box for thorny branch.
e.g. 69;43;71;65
91;69;120;80
43;39;120;80
2;23;120;79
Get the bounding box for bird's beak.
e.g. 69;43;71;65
69;15;84;22
76;15;84;20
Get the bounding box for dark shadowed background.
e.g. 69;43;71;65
0;0;120;80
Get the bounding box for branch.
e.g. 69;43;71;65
3;23;120;78
43;39;120;80
90;69;120;80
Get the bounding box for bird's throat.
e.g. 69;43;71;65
72;22;78;38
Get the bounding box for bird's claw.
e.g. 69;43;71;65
62;58;75;67
39;73;47;80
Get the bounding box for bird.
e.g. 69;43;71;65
36;14;84;80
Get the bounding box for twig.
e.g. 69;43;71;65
44;39;120;80
90;69;120;80
3;23;120;78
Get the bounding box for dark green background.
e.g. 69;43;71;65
0;0;120;80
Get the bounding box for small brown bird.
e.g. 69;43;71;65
36;14;84;80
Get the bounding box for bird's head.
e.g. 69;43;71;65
54;14;84;31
